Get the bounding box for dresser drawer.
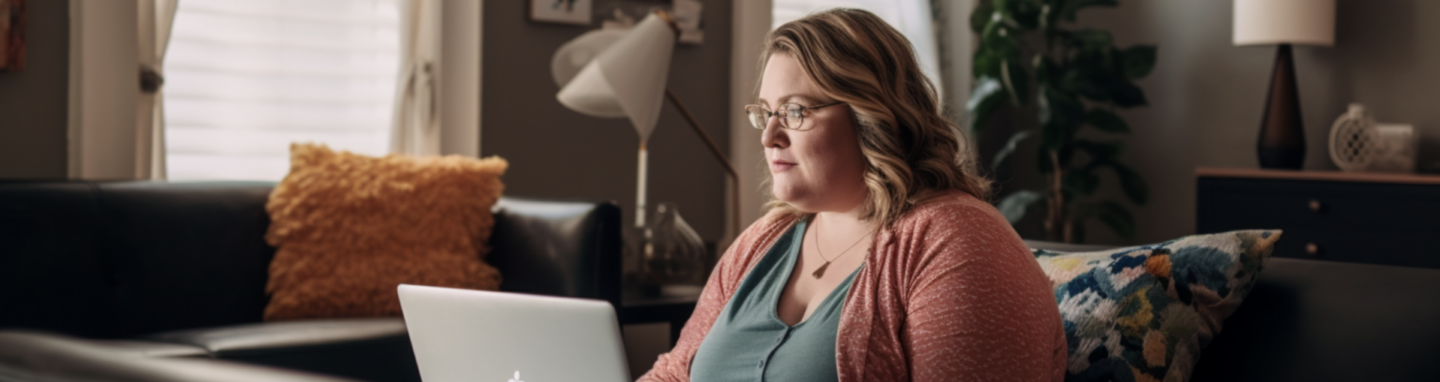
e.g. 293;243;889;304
1198;176;1440;268
1264;229;1440;268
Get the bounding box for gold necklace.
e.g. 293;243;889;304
809;220;871;279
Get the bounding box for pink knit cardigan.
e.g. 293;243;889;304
638;191;1067;381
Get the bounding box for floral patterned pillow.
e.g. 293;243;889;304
1033;230;1282;382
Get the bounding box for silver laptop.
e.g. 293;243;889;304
398;284;630;382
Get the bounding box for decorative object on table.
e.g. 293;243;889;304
263;143;508;321
0;0;25;71
636;202;708;296
1327;103;1379;172
528;0;592;26
1328;104;1419;173
551;11;740;291
968;0;1154;243
1234;0;1336;170
1368;124;1417;173
1033;230;1282;382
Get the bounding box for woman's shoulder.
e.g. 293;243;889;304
891;190;1008;231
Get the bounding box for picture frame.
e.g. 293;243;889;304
529;0;593;26
0;0;25;71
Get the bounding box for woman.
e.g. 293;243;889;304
639;8;1065;382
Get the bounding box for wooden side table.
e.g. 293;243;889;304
620;289;699;347
1196;167;1440;269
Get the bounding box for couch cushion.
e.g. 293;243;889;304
1190;258;1440;382
0;331;360;382
263;144;508;321
144;318;419;382
1032;230;1280;382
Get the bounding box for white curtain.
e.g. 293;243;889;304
136;0;178;179
390;0;443;156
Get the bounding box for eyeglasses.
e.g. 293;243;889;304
744;102;845;131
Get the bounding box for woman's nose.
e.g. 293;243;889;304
760;114;788;148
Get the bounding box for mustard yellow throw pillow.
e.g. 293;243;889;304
263;143;507;321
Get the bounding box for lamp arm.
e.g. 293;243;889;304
665;88;742;239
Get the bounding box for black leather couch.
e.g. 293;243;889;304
1027;241;1440;382
0;181;621;382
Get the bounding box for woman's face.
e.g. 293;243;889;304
759;53;868;213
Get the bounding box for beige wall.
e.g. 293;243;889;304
480;0;733;243
0;0;68;179
999;0;1440;245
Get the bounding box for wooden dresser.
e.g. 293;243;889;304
1196;167;1440;269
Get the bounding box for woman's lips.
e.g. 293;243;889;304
770;160;796;173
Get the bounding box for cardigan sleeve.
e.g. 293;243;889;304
636;211;792;382
898;202;1067;382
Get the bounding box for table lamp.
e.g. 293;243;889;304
1234;0;1335;169
552;10;740;238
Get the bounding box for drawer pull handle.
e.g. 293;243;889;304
1308;199;1323;212
1305;243;1320;255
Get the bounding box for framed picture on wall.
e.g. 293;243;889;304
0;0;25;71
529;0;593;26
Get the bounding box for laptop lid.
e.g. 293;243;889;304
398;284;629;382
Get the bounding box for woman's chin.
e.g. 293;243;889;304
771;185;805;206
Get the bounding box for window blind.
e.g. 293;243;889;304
164;0;402;181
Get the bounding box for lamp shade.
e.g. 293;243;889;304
1234;0;1335;46
556;13;676;141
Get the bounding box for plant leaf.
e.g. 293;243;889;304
1038;86;1083;129
1111;81;1148;108
965;77;1007;136
996;190;1045;224
1037;146;1054;173
1059;0;1119;22
1084;200;1136;239
1062;170;1100;197
1084;108;1130;133
973;49;1004;79
1109;162;1150;205
1122;45;1157;79
1073;29;1114;52
1005;0;1043;29
993;129;1036;168
1075;139;1124;161
970;1;996;34
1003;59;1031;106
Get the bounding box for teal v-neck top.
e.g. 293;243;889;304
689;219;862;382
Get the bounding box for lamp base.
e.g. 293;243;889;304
1256;44;1306;170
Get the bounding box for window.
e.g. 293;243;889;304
771;0;941;99
164;0;402;181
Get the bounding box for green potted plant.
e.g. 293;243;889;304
967;0;1155;243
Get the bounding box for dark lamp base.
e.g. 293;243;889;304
1258;145;1305;170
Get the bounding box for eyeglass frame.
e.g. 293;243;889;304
744;101;846;131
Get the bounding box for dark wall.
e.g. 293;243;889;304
0;0;67;179
481;1;733;242
998;0;1440;245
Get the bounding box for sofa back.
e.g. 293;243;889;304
0;181;621;339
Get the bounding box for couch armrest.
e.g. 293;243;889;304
488;197;622;309
0;331;361;382
143;318;418;382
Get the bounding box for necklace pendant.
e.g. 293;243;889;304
812;260;831;279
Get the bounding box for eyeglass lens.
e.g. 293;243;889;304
747;104;805;129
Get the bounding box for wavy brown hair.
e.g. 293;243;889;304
762;8;991;226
